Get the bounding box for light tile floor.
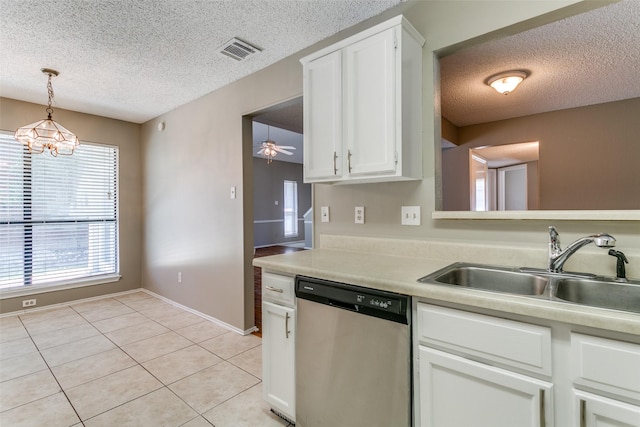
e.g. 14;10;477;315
0;291;291;427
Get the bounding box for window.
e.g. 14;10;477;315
283;180;298;237
0;132;119;292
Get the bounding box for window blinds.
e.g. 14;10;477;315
283;180;298;237
0;133;119;290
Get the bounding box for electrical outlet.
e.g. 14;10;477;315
178;272;182;284
22;299;36;308
401;206;421;226
355;207;365;224
321;206;330;223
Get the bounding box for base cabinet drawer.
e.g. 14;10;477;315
417;303;552;376
418;346;553;427
262;272;295;306
571;333;640;402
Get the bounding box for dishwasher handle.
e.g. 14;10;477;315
329;299;359;312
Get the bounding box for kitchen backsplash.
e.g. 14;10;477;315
319;234;640;279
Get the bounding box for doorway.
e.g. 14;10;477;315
244;96;311;333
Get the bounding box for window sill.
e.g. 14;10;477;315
0;274;122;299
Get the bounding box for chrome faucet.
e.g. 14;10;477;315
547;226;616;273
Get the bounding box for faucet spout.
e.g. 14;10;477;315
547;226;616;273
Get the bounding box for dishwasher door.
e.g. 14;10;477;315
295;276;411;427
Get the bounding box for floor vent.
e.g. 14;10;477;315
219;37;262;61
270;408;295;425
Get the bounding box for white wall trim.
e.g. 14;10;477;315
254;240;305;249
254;218;305;224
141;289;256;335
0;287;257;336
0;288;140;317
0;274;122;300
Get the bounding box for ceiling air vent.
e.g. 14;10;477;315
219;38;262;61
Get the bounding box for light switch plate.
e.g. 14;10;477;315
321;206;330;223
355;207;365;224
401;206;421;226
230;186;236;199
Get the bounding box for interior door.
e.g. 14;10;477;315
498;164;528;210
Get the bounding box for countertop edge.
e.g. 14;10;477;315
254;250;640;336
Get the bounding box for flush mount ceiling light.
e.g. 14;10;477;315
256;126;295;164
14;68;79;156
485;70;529;95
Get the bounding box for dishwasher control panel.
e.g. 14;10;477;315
296;276;410;324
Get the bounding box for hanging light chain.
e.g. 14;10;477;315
45;72;55;118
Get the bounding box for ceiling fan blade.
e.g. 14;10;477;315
275;148;293;155
276;145;296;150
257;148;266;155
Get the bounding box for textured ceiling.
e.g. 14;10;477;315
0;0;401;124
441;0;640;127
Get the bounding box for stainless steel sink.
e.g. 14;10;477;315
554;277;640;314
419;262;640;315
418;263;549;296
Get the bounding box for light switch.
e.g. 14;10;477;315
230;186;236;199
401;206;421;226
355;207;365;224
321;206;330;223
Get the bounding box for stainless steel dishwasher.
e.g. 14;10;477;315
295;275;411;427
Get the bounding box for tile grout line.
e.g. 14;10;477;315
2;292;277;426
9;314;86;425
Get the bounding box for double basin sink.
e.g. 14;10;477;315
418;262;640;315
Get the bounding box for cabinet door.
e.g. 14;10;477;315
303;50;342;181
262;301;295;421
574;390;640;427
419;346;553;427
344;27;397;176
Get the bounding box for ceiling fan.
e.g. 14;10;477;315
256;126;296;164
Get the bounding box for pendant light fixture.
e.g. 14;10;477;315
486;70;529;95
14;68;79;156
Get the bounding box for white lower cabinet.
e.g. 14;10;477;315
574;390;640;427
415;302;640;427
419;346;552;427
262;272;296;423
263;301;295;421
570;333;640;427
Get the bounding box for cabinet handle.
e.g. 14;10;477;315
539;389;546;427
348;149;352;173
333;151;338;175
265;285;283;293
285;312;291;339
580;399;586;427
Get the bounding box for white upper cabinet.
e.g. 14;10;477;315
301;15;425;184
303;50;343;181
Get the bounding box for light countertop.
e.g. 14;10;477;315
253;248;640;336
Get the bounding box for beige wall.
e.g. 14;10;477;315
442;98;640;210
140;55;304;331
140;0;640;332
0;97;142;313
443;98;640;210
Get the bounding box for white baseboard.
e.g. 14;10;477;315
141;289;257;336
1;288;258;336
